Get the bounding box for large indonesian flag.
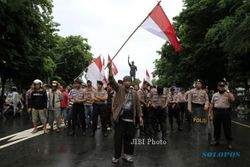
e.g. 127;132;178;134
141;4;180;52
86;55;103;88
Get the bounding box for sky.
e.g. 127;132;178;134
52;0;184;81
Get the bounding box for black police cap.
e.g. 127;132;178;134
97;80;103;86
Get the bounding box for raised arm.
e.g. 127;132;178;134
128;56;131;67
108;61;120;92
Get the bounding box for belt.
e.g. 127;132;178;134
191;103;204;107
93;103;106;106
214;107;230;111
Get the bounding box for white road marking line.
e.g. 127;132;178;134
0;125;42;142
0;130;44;149
0;122;65;150
232;120;250;128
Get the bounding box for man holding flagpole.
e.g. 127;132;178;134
108;60;143;164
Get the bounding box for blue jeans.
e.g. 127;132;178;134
84;105;93;126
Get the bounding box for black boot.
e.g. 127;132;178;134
170;125;174;131
227;141;233;150
68;131;75;136
210;140;220;146
103;131;108;137
90;130;95;137
82;130;86;136
178;125;182;131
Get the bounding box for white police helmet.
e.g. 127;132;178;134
33;79;43;85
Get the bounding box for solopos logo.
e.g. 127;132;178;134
202;151;240;158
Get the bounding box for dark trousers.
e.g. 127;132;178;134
114;120;136;159
106;104;112;127
72;104;85;132
92;104;107;132
151;107;167;138
213;108;232;142
178;103;187;124
139;106;151;136
67;106;72;127
168;105;180;128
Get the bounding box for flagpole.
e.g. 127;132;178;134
106;0;161;68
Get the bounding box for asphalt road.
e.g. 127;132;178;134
0;115;249;167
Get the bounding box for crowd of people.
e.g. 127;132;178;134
1;62;235;165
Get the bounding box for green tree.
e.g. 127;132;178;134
54;35;93;85
0;0;58;95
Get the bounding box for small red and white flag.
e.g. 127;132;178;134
145;69;152;85
108;55;118;76
141;3;180;52
86;55;103;88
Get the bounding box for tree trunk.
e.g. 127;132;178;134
0;76;7;111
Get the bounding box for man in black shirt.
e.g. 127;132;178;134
28;79;48;134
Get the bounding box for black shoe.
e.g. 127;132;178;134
68;131;75;136
50;126;54;131
162;137;167;142
103;131;108;137
90;131;95;137
56;128;60;133
208;134;211;140
210;141;220;146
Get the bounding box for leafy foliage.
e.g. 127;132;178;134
0;0;93;93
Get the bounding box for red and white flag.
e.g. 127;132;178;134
141;3;180;52
86;55;103;88
145;69;152;85
108;55;118;76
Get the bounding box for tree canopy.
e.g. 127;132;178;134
0;0;93;94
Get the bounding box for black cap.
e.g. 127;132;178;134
195;79;203;84
97;80;103;86
123;76;132;82
74;78;82;84
170;87;175;91
218;81;226;86
118;80;123;84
